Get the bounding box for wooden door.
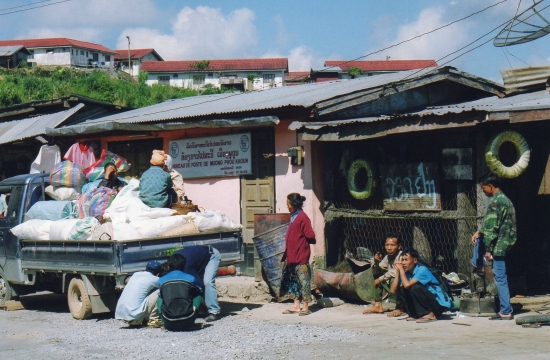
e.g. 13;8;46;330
240;129;275;244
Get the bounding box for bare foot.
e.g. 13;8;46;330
362;307;384;315
387;309;406;317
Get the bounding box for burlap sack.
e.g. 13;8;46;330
159;222;200;237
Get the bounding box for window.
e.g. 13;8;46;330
105;55;110;62
158;76;170;85
80;50;84;55
263;74;275;83
173;74;178;78
192;75;205;85
28;50;34;60
71;49;73;55
86;51;88;57
207;73;213;77
46;48;54;54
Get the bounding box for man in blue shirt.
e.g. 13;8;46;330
175;245;221;322
390;248;453;323
115;260;162;326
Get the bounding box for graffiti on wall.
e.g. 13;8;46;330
379;162;441;211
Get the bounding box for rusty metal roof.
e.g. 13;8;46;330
47;66;504;136
501;66;550;95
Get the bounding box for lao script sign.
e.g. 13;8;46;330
169;133;252;179
379;162;441;212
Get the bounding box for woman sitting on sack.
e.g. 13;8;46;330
139;150;177;208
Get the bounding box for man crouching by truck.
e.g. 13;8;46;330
115;260;162;327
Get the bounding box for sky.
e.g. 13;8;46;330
0;0;549;82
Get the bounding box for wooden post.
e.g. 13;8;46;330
456;181;476;275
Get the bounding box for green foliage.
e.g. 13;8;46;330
188;60;211;71
348;67;364;79
0;67;230;108
246;74;258;82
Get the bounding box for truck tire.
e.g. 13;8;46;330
347;159;377;200
0;269;13;306
485;130;530;178
68;278;92;320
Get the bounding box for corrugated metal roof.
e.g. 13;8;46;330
290;90;550;130
0;104;83;145
501;66;550;95
0;45;29;56
57;66;503;130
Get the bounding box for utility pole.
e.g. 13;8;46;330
126;35;131;77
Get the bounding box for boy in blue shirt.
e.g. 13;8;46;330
390;248;453;323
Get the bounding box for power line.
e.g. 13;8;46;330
0;0;54;12
0;0;72;16
286;0;509;82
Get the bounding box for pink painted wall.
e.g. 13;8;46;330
182;177;241;224
274;121;325;262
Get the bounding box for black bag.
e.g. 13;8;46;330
160;279;201;331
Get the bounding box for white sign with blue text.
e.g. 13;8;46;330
169;133;252;179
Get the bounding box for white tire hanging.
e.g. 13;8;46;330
485;130;530;178
347;159;377;200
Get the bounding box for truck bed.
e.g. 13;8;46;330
20;231;242;276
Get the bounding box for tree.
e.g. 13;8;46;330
348;67;363;79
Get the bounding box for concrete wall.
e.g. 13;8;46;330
29;47;113;68
274;121;325;263
183;177;241;224
145;70;285;89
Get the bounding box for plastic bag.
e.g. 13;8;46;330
50;160;87;187
78;186;117;222
10;219;52;240
83;150;131;181
69;217;100;241
45;185;81;201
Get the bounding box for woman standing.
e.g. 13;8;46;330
281;193;316;316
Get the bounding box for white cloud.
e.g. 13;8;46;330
117;6;258;60
263;45;324;71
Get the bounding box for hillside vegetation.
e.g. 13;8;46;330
0;64;227;108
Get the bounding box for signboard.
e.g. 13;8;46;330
379;162;441;212
169;133;252;179
442;148;472;180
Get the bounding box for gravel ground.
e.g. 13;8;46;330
0;303;358;360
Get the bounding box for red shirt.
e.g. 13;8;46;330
284;211;316;265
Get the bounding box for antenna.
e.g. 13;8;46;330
494;0;550;47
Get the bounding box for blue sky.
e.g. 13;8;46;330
1;0;549;82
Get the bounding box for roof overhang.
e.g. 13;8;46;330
46;115;280;136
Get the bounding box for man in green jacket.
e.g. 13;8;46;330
471;172;517;320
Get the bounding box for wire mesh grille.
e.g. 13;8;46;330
325;186;484;274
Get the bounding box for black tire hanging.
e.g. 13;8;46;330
347;159;377;200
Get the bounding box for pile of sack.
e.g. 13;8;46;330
11;151;241;242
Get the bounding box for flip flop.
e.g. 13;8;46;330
489;313;514;320
405;317;416;321
282;309;300;314
416;317;437;323
299;310;311;316
387;310;406;317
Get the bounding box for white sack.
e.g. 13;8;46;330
49;219;80;240
102;179;141;224
10;219;52;240
68;217;100;241
127;202;176;222
192;210;242;232
113;223;143;241
45;185;81;201
131;215;187;238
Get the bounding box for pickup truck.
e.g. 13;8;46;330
0;173;242;319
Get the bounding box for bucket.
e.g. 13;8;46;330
252;224;288;301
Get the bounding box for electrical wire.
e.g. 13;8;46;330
285;0;509;82
0;0;72;16
0;0;54;12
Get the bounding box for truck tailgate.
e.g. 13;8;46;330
118;231;242;274
20;240;118;274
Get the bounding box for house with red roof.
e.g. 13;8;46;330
0;38;117;68
312;59;438;82
141;58;288;91
284;71;311;86
113;48;163;77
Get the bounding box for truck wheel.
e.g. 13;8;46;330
67;278;92;320
0;269;13;306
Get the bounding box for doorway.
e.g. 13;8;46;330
108;138;164;178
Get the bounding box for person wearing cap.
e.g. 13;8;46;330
115;260;162;326
139;150;174;208
163;155;185;202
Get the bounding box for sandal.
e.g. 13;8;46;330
416;317;437;323
299;310;311;316
387;310;406;317
489;313;514;320
282;309;300;314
